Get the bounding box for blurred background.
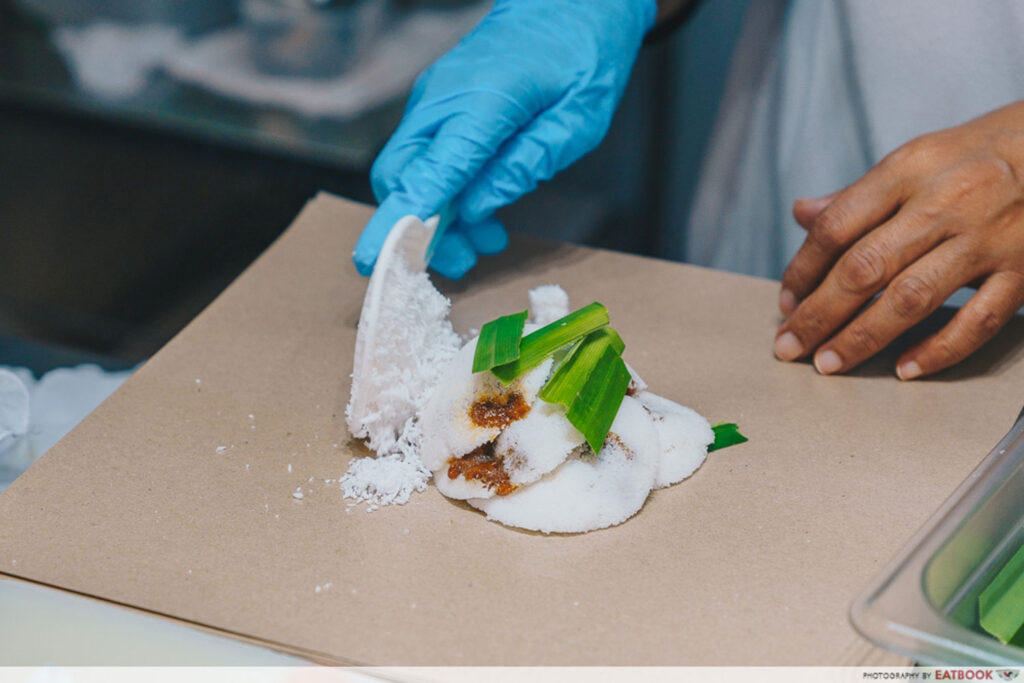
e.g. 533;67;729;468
0;0;750;373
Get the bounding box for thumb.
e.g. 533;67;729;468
792;192;837;230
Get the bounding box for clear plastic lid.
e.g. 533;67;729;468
851;407;1024;665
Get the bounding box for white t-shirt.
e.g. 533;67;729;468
686;0;1024;279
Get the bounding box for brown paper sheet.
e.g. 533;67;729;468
1;193;1022;665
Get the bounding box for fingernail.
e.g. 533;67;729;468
896;360;922;381
779;289;798;316
814;349;842;375
797;194;833;211
774;331;803;361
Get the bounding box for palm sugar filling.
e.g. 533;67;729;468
468;390;530;429
447;391;531;495
447;442;517;496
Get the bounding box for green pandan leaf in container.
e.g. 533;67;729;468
979;543;1024;644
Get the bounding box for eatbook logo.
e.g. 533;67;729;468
934;671;1017;680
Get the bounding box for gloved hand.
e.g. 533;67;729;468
353;0;658;279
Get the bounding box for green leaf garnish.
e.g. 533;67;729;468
539;328;624;405
474;301;742;457
709;423;747;452
491;302;610;384
539;328;630;453
979;543;1024;644
472;310;528;373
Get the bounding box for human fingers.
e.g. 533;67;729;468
894;271;1024;380
355;106;525;274
781;192;836;315
352;201;503;278
780;166;907;312
803;238;990;374
368;52;492;201
371;137;429;203
775;202;950;356
429;229;478;280
457;99;609;224
792;192;838;231
369;98;458;201
374;86;534;202
394;106;526;209
460;216;509;255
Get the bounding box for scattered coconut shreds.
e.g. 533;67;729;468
341;220;461;508
339;450;430;508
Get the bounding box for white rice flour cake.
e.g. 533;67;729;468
416;290;714;533
344;226;715;531
419;336;714;533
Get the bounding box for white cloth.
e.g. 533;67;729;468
49;4;490;118
164;4;490;119
0;365;132;491
52;22;187;100
686;0;1024;279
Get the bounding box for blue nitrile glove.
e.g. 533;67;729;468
353;0;658;279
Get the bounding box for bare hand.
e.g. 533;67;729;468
774;101;1024;379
